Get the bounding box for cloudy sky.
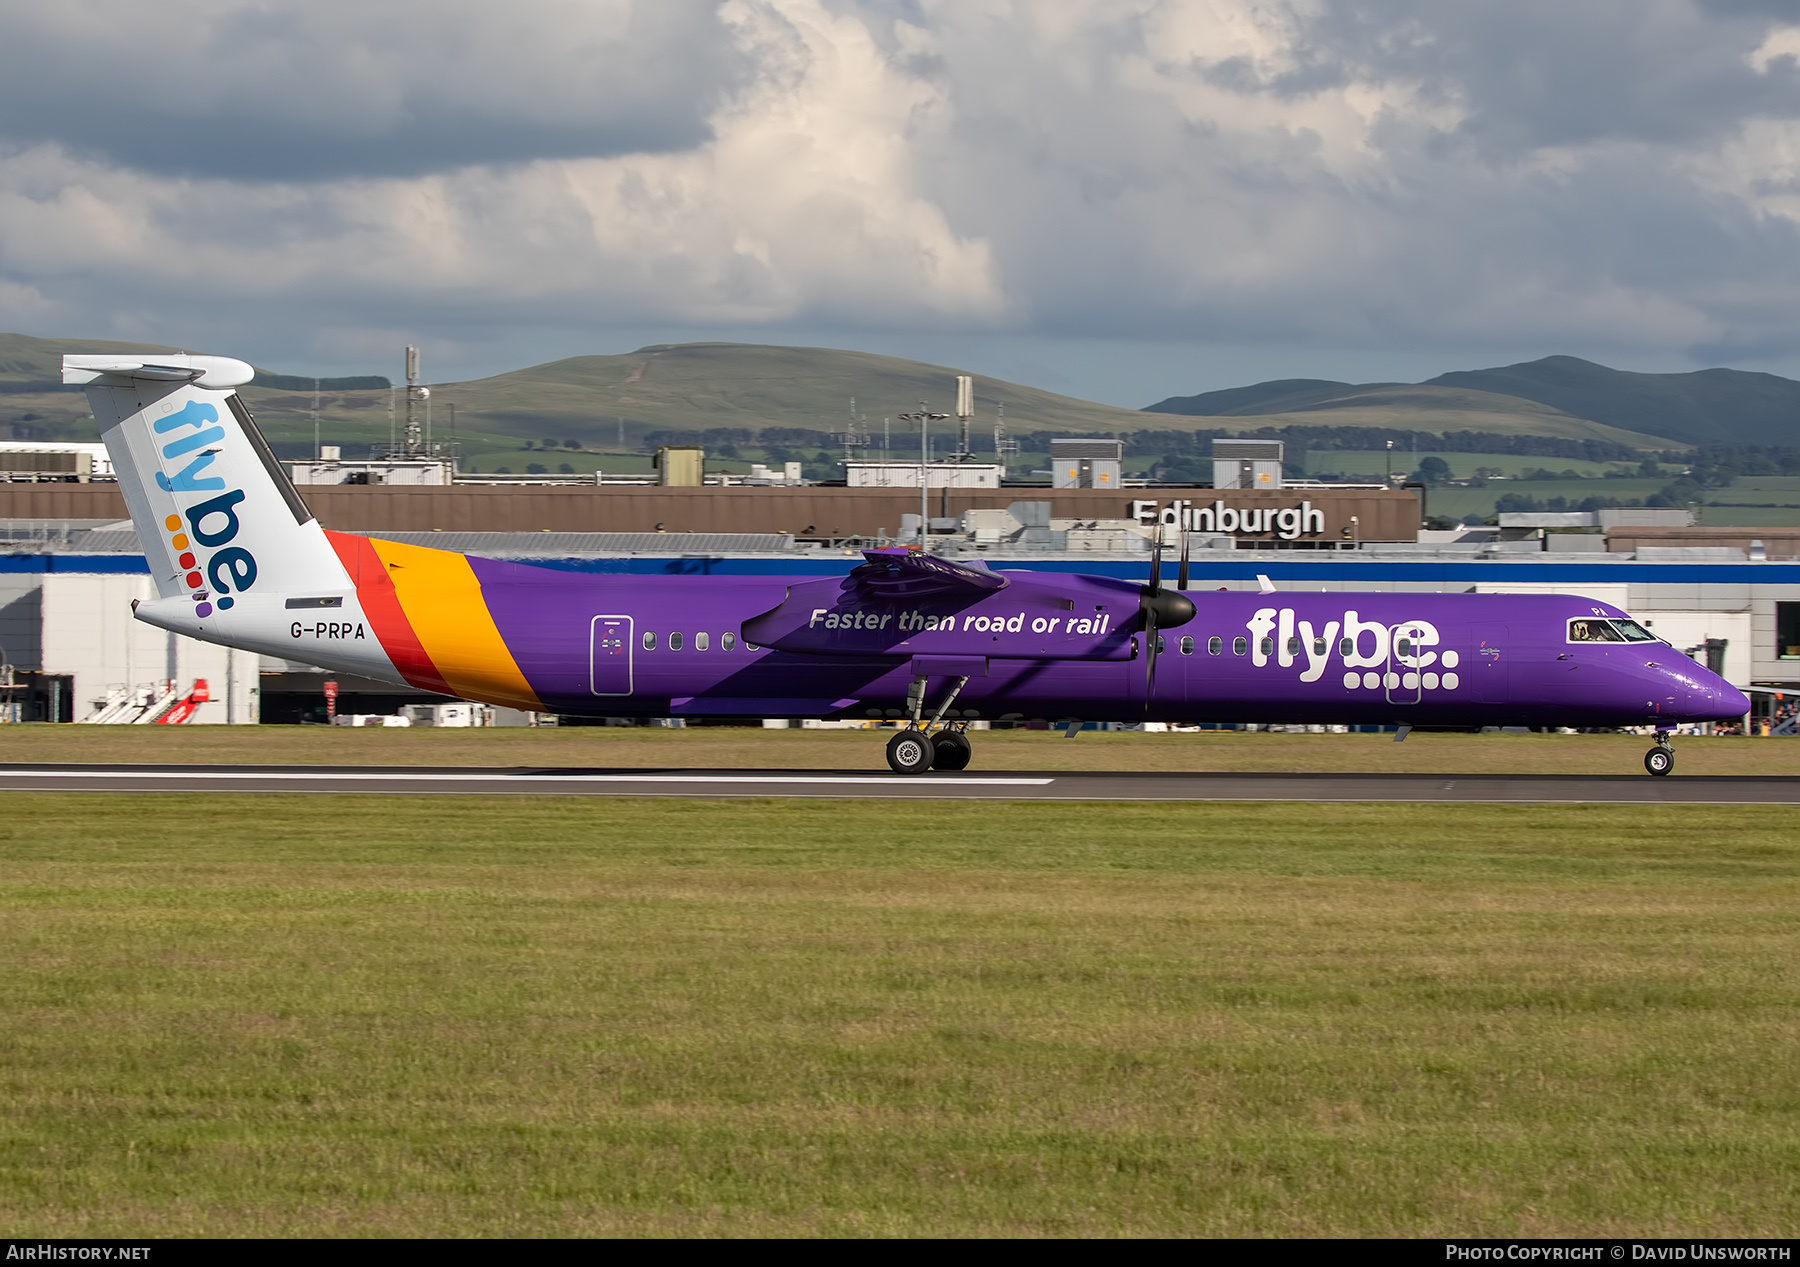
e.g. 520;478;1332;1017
3;0;1800;405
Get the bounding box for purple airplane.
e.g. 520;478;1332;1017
67;353;1750;777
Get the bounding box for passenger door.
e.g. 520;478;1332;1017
589;615;634;696
1385;622;1424;705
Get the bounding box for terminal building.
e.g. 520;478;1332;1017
0;441;1795;729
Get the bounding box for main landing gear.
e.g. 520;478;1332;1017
885;673;975;774
1644;729;1675;777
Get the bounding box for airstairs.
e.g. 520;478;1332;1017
80;679;208;724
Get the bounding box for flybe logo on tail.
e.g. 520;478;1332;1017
154;401;228;492
151;399;257;615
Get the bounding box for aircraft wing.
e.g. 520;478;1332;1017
841;548;1010;600
743;549;1135;660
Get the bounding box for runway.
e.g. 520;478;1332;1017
3;763;1799;803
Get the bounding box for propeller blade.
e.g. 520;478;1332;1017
1147;524;1163;595
1177;522;1190;591
1143;606;1160;703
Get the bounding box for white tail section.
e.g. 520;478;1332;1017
66;354;349;607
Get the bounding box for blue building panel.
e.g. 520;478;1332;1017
8;550;1799;588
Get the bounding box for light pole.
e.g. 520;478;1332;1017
897;404;949;548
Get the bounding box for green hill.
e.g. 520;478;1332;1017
0;333;388;394
1143;378;1378;416
1424;356;1800;447
8;332;1800;465
0;333;392;442
411;342;1150;438
1145;379;1661;449
0;334;1150;458
1148;355;1800;450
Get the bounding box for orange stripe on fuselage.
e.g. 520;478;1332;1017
326;531;454;696
362;536;543;711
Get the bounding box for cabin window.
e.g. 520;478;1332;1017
745;641;761;652
669;632;685;651
721;632;737;651
1568;618;1625;643
1259;637;1274;657
1339;637;1353;655
1208;636;1222;655
1286;637;1301;656
1180;636;1194;655
1155;635;1165;654
1397;637;1412;657
1233;637;1247;656
695;632;710;651
642;632;656;651
1313;637;1327;656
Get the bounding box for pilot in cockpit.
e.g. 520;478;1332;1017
1569;618;1625;642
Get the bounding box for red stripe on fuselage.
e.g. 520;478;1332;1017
326;530;456;696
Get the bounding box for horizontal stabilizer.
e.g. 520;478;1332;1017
63;354;254;389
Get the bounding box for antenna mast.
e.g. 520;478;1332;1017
833;396;869;471
993;402;1019;464
952;374;975;461
403;345;429;458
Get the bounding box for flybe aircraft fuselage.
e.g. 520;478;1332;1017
64;353;1749;771
165;547;1735;732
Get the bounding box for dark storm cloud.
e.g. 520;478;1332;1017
0;0;743;180
1292;0;1800;153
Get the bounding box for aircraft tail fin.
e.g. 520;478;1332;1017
64;354;349;607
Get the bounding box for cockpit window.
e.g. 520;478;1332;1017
1568;618;1626;643
1612;618;1658;642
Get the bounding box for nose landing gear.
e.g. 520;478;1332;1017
1644;729;1675;777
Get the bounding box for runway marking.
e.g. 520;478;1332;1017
0;770;1054;788
2;766;1796;803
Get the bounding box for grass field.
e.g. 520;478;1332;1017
1;794;1795;1237
2;722;1795;778
1304;450;1645;482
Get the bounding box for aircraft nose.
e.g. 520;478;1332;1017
1655;659;1749;722
1713;682;1752;719
1681;674;1749;722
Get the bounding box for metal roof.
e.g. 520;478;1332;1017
1211;439;1285;460
39;526;798;557
365;531;798;555
1049;439;1124;459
